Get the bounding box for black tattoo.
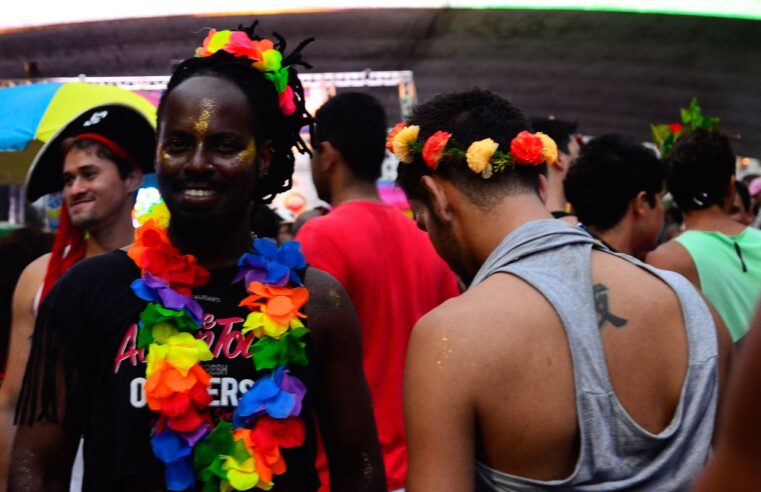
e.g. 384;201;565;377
593;283;628;329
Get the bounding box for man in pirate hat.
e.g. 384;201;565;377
0;103;155;490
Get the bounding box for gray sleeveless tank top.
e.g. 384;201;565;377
472;219;719;492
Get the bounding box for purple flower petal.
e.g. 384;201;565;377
179;423;210;447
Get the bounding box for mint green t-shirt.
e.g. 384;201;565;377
675;228;761;341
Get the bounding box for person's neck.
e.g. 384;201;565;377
84;205;136;258
330;180;382;207
169;217;251;270
587;222;633;257
463;193;555;268
684;205;747;235
545;169;569;213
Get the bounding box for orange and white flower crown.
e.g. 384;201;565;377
386;123;558;179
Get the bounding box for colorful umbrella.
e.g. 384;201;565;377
0;82;157;185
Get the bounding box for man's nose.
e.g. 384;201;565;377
70;176;88;195
186;144;213;174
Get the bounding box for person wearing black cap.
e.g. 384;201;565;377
0;103;155;491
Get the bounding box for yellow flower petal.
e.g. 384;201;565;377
157;333;213;376
466;139;499;174
152;322;178;344
225;457;260;490
145;343;168;377
392;125;420;164
209;30;232;54
536;132;559;166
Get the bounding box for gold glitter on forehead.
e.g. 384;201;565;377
194;98;215;136
238;139;257;168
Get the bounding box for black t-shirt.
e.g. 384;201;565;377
18;250;318;491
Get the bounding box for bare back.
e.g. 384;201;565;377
405;226;732;491
474;251;693;479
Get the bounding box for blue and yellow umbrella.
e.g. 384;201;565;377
0;81;156;184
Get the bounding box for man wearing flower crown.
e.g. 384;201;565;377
392;89;732;491
10;24;385;492
0;104;154;491
296;92;460;492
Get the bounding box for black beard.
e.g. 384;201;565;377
167;206;251;258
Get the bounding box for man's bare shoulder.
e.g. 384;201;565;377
412;273;558;360
645;240;699;286
15;253;51;298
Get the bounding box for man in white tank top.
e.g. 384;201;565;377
0;105;155;492
392;89;733;491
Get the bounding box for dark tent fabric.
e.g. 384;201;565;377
1;8;759;155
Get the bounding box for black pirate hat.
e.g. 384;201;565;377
26;103;156;201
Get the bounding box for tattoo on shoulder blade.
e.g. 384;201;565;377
593;283;628;329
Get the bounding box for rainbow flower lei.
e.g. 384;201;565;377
128;202;310;491
387;124;558;179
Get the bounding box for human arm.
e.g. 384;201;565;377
7;269;87;491
692;306;761;491
404;309;475;492
305;268;386;491
706;297;735;444
0;255;48;492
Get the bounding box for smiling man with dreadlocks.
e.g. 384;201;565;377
10;22;385;492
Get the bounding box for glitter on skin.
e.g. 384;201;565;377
238;139;257;168
194;98;216;136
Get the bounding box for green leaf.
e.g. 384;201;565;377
251;329;309;370
230;439;252;464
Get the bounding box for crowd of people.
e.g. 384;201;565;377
0;18;760;492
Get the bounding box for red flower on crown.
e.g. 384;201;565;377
422;131;452;169
668;123;684;134
510;131;545;166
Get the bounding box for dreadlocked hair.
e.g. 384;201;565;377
157;22;315;204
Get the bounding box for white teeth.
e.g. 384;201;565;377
184;189;216;197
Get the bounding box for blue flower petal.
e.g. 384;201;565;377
237;378;280;418
266;263;290;285
254;238;279;258
165;455;195;491
131;279;157;303
152;430;192;463
266;391;296;418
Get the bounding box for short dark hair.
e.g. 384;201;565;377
157;28;314;204
666;129;735;212
315;92;387;182
60;137;134;179
396;89;543;209
565;134;665;230
529;117;578;154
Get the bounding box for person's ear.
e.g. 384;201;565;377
257;140;273;179
317;141;340;173
125;169;144;193
420;175;453;222
632;190;650;217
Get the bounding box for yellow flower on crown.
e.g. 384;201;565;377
392;125;420;164
536;132;559;166
466;138;499;174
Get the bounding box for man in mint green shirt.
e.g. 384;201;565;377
648;129;761;342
